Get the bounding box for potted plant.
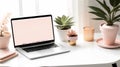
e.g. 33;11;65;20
89;0;120;46
67;29;78;46
0;13;11;49
54;15;74;41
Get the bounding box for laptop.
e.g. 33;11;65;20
11;15;70;60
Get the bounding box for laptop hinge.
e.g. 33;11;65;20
21;42;54;49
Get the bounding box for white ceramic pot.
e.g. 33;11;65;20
0;32;11;49
57;29;68;42
100;24;119;45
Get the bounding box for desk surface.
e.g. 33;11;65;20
1;33;120;67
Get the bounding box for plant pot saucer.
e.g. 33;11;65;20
96;38;120;49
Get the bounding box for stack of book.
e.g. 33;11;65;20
0;49;18;63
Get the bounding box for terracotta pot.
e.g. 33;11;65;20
68;36;77;46
100;24;119;45
0;32;11;49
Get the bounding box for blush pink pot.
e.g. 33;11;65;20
100;24;119;45
0;32;11;49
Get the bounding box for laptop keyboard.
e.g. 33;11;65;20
22;44;58;52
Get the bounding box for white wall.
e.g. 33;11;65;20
0;0;19;18
75;0;100;34
21;0;73;17
72;0;85;34
76;0;102;33
20;0;36;16
88;0;107;33
0;0;19;34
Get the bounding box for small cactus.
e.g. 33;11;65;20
67;29;77;37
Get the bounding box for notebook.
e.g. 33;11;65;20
0;49;17;63
11;15;69;59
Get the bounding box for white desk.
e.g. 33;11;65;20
1;33;120;67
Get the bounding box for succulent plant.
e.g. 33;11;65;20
0;26;4;37
0;13;10;37
54;15;74;30
67;29;77;37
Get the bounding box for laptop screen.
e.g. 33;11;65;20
11;15;54;47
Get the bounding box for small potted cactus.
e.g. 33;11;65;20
54;15;74;41
0;13;11;49
67;29;78;46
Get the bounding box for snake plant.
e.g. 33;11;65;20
89;0;120;26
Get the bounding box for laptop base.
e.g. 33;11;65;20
16;46;70;60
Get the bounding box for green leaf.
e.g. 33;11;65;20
56;25;71;30
92;18;104;20
113;18;120;22
103;0;111;13
54;17;62;25
89;6;107;15
54;15;74;30
110;0;120;7
110;0;116;7
113;14;120;21
96;0;110;14
116;9;120;11
112;5;120;12
65;17;73;24
89;11;107;20
61;15;69;25
64;16;70;24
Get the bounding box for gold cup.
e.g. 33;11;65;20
83;26;94;42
